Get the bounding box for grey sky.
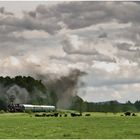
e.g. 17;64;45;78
0;1;140;103
0;1;58;16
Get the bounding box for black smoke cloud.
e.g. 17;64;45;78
37;69;87;108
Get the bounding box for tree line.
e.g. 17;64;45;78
0;76;140;113
69;96;140;113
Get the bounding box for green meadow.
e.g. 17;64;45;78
0;112;140;139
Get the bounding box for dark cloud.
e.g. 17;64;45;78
0;7;13;15
28;11;36;18
0;2;140;35
0;7;4;14
98;32;108;38
33;2;140;30
62;38;98;56
116;42;134;52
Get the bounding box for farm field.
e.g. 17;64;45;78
0;112;140;139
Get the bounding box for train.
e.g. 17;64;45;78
7;104;55;112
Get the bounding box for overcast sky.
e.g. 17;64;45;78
0;1;140;103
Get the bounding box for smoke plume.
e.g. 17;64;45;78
6;85;30;104
37;69;87;108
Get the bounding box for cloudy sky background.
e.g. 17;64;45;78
0;1;140;103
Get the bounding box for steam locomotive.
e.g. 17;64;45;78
8;104;55;112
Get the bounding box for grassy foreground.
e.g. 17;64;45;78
0;112;140;139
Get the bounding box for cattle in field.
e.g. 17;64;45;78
35;114;40;117
35;114;44;117
54;113;59;117
132;113;137;116
46;114;51;117
64;114;67;117
42;113;46;117
124;111;131;116
85;114;91;116
71;113;82;117
71;113;76;117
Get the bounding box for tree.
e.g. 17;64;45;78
109;100;120;113
122;101;137;112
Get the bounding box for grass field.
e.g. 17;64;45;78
0;112;140;139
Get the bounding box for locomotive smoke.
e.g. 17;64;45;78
38;69;87;108
6;85;30;104
0;84;30;107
